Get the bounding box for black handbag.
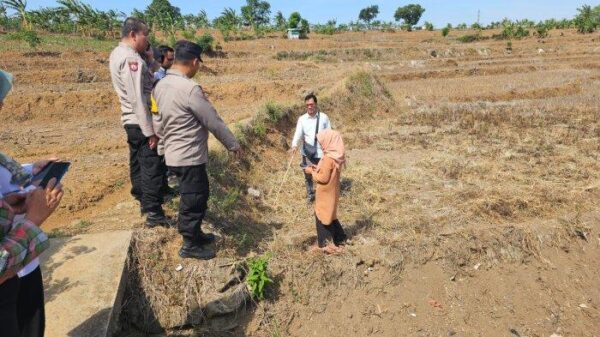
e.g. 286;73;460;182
303;112;320;162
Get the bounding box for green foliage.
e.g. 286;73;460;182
287;11;309;37
196;32;214;53
394;4;425;28
358;5;379;27
264;101;284;122
214;7;240;41
441;26;450;37
241;0;271;34
423;21;433;31
7;29;41;48
574;4;600;33
246;255;273;301
506;41;512;51
457;34;479;43
313;19;337;35
144;0;182;38
471;22;482;30
183;9;209;29
181;29;196;40
535;23;549;38
495;21;530;40
273;10;286;31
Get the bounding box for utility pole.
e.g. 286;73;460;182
477;9;480;25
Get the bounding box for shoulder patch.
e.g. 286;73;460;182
128;61;139;72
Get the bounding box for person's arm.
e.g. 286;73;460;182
0;201;49;282
188;86;240;151
312;159;333;185
291;117;304;148
124;57;155;137
323;114;332;130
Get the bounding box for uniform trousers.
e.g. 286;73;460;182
124;125;164;215
168;164;209;243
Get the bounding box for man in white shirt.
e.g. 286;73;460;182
289;94;332;203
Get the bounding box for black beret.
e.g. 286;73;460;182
175;40;203;62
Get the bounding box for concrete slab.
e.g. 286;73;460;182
40;230;132;337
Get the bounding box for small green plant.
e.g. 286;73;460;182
75;219;93;229
7;30;42;49
423;21;434;31
196;32;215;54
246;254;273;300
264;101;284;122
506;41;513;51
181;29;196;40
441;27;450;37
535;24;549;38
457;34;479;43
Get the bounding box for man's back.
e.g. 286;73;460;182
154;69;239;167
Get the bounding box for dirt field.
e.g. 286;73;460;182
2;28;600;336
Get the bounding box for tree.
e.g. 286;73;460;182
574;4;599;33
273;10;286;31
394;4;425;29
2;0;30;29
423;21;433;31
144;0;182;36
287;12;308;37
441;26;449;37
241;0;271;33
213;7;240;41
358;5;379;28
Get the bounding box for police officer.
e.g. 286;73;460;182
109;17;170;227
153;40;241;260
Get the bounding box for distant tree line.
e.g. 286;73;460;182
1;0;598;46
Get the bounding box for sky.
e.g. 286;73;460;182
13;0;595;26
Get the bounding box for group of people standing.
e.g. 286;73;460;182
0;15;350;336
110;17;349;258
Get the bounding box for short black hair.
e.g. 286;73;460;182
121;17;148;38
304;93;317;104
156;45;174;62
174;40;203;63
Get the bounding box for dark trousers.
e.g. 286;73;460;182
315;216;347;248
168;164;209;243
125;125;164;215
17;267;45;337
302;156;320;198
0;276;20;337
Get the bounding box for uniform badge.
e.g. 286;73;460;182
128;61;139;72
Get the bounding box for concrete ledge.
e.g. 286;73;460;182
40;230;132;337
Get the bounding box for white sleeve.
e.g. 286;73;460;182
291;117;304;147
323;114;332;130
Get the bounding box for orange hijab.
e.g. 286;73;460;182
317;129;346;170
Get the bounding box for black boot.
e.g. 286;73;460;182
197;232;216;244
179;240;216;260
145;211;173;228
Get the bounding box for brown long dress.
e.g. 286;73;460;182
312;156;340;225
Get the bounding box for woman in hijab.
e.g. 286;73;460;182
304;129;347;254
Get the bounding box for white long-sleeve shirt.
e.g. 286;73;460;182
291;112;332;159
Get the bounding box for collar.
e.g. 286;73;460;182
166;69;189;79
306;112;320;119
119;42;137;53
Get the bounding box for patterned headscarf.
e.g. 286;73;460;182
317;129;346;170
0;153;31;187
